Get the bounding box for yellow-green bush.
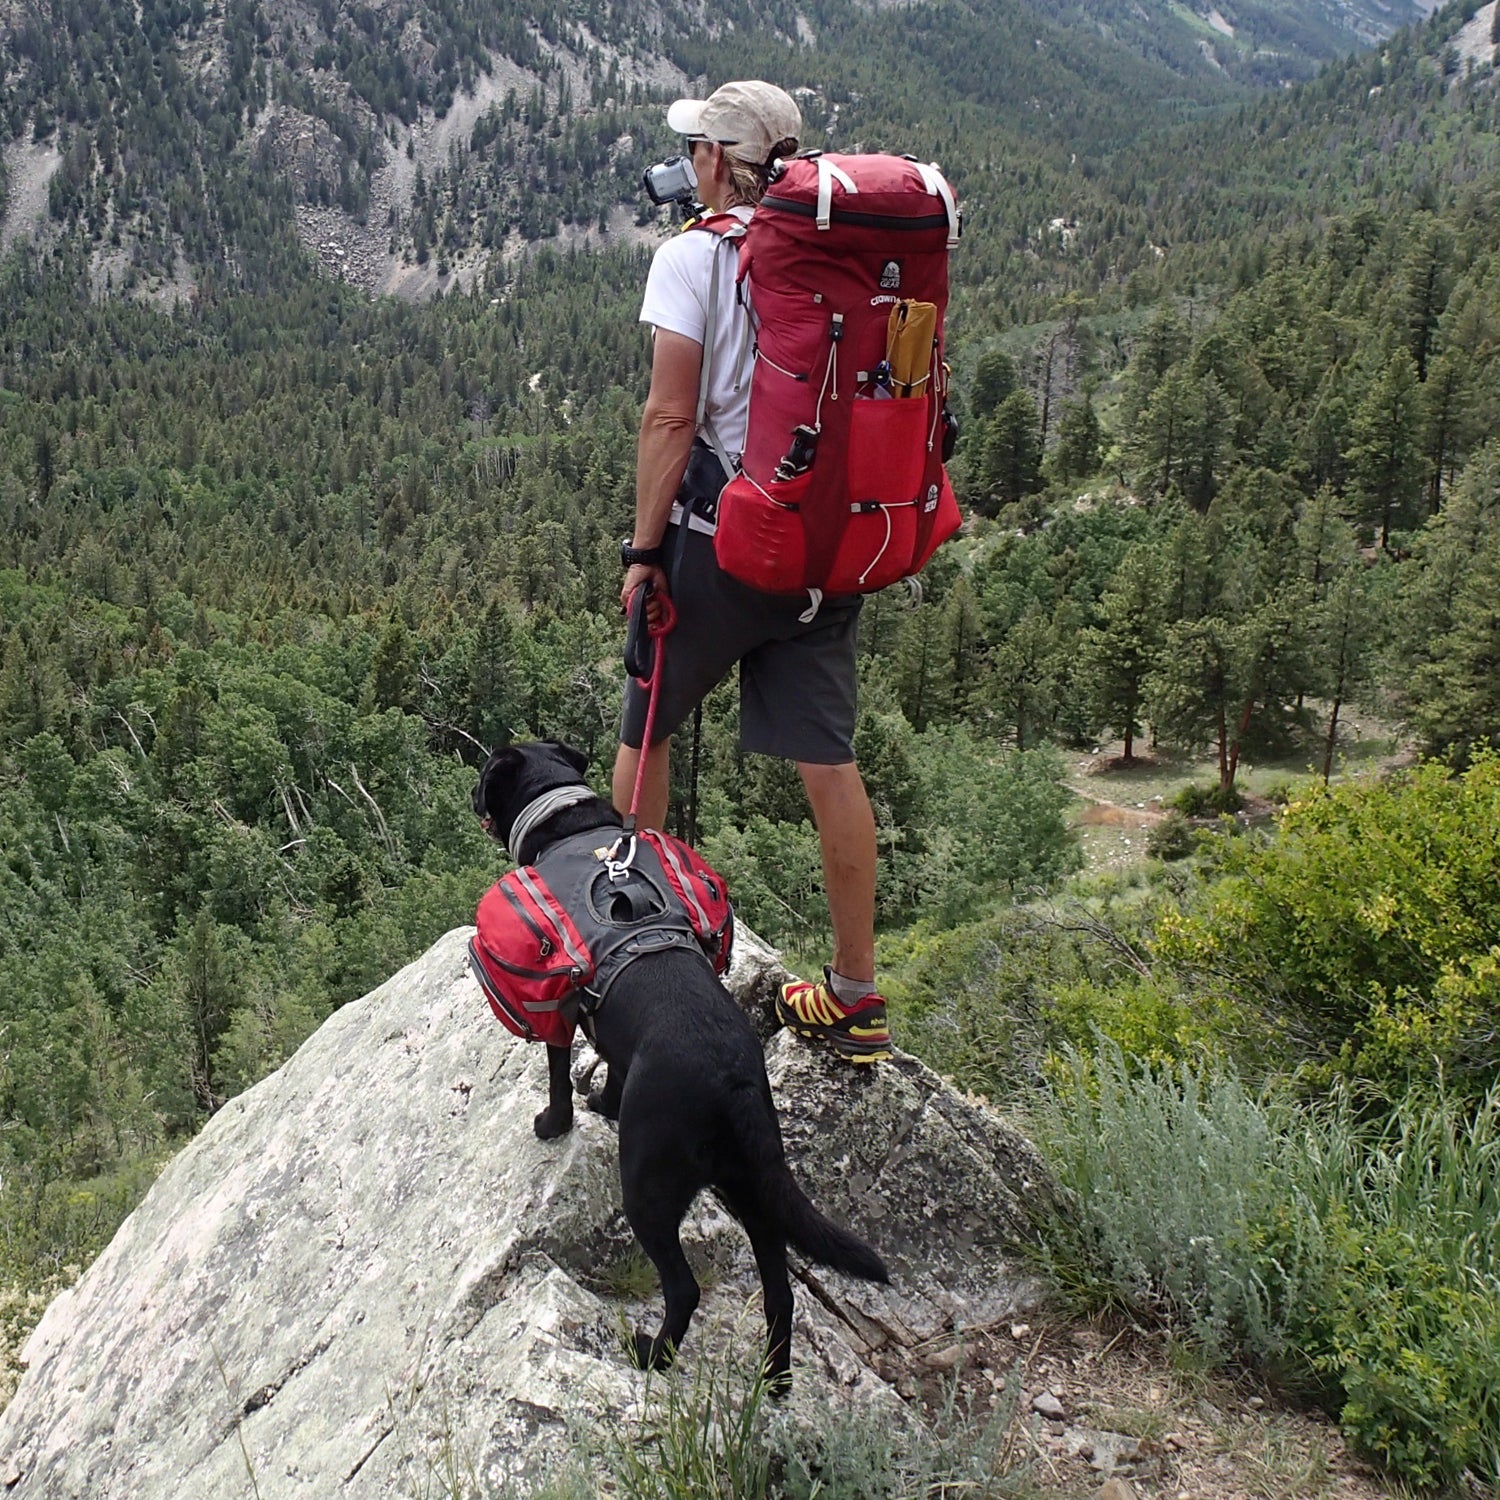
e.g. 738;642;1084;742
1155;753;1500;1095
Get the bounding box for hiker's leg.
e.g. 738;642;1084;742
797;759;877;983
612;737;671;830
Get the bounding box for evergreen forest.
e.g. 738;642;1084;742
3;0;1500;1487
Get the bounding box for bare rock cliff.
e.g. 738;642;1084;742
0;926;1049;1497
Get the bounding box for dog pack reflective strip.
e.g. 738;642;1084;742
760;196;953;233
500;880;557;957
651;840;708;930
515;867;591;971
489;886;584;981
651;835;712;933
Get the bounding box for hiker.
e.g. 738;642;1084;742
612;80;892;1065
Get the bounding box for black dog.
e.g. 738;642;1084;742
472;739;888;1386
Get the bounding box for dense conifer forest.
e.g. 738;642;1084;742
3;0;1500;1484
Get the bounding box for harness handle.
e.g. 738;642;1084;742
625;582;678;830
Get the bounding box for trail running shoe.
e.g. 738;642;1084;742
775;968;892;1064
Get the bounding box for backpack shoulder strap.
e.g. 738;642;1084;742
686;214;749;481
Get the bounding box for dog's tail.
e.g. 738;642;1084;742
727;1086;889;1284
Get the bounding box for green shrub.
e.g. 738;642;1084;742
1169;782;1243;817
1145;809;1196;860
1029;1045;1298;1361
1156;753;1500;1096
884;888;1242;1095
1046;976;1235;1067
774;1365;1032;1500
594;1340;773;1500
1032;1047;1500;1491
700;815;829;956
881;914;1054;1099
1279;1084;1500;1489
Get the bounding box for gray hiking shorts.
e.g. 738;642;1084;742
620;522;863;764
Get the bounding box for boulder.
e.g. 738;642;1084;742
0;926;1051;1497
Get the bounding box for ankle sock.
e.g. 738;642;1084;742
828;968;877;1005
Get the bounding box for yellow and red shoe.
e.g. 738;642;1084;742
775;968;892;1064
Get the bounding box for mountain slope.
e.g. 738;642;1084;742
1028;0;1427;86
2;0;1240;300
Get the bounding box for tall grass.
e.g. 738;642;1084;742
1030;1044;1500;1491
595;1336;775;1500
571;1318;1040;1500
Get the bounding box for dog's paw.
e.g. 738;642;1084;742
533;1105;574;1140
585;1086;620;1121
631;1330;675;1371
763;1361;792;1402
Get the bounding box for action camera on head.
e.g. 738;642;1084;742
642;155;700;209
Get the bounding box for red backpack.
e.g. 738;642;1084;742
467;828;733;1048
710;152;963;597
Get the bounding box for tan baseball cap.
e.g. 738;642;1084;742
666;81;801;166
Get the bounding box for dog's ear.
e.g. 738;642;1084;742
546;740;590;779
472;745;523;819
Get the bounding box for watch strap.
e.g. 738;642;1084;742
621;540;665;567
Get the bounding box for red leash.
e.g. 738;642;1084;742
626;585;678;828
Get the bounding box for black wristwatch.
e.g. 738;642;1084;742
620;540;664;568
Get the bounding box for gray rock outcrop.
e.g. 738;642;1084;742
0;926;1051;1498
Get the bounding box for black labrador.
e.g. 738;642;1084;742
472;739;888;1386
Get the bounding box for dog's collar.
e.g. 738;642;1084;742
507;784;596;866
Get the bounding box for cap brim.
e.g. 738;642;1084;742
666;99;706;136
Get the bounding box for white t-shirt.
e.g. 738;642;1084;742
639;207;754;464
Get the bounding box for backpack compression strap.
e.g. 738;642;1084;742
913;162;961;249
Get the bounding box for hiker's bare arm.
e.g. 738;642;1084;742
624;329;702;612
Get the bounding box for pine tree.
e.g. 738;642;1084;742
1295;484;1356;601
1408;538;1500;763
1420;352;1471;515
32;428;55;500
1081;546;1166;762
982;390;1043;510
1400;221;1451;382
1050;394;1102;486
986;606;1059;750
1313;566;1376;781
1120;304;1190;428
1147;615;1235;786
367;617;417;712
1347;349;1425;548
1127;368;1194;498
970;350;1019;420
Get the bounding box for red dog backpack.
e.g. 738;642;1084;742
468;828;733;1047
712;152;963;597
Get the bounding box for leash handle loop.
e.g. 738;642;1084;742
626;583;677;828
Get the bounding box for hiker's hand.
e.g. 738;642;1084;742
621;565;668;622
